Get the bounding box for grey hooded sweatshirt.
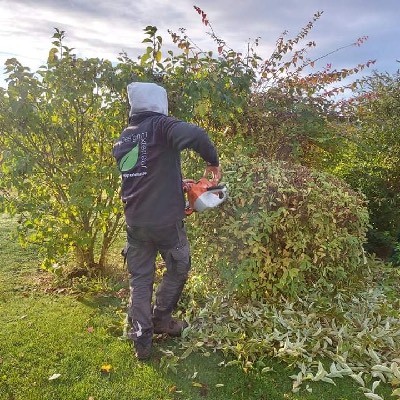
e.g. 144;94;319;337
113;82;219;227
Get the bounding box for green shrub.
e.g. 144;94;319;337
189;158;369;300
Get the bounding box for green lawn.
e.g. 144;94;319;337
0;214;382;400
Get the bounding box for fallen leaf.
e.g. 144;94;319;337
364;393;384;400
48;373;61;381
168;385;177;393
100;364;112;374
87;327;94;333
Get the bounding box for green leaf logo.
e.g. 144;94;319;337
119;145;139;172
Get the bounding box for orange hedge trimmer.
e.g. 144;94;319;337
183;178;227;216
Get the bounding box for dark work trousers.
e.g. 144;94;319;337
125;221;191;346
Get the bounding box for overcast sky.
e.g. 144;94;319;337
0;0;399;88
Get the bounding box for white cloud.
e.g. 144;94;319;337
1;0;399;88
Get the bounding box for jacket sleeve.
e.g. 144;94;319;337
165;118;219;166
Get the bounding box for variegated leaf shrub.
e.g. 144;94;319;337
180;159;400;399
189;159;369;300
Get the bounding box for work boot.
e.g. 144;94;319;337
134;342;152;361
153;318;188;337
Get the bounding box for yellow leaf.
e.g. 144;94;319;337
100;364;112;373
47;48;58;63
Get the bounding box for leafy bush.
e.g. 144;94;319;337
0;30;128;273
331;72;400;262
189;158;369;300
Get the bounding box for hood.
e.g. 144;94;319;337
127;82;168;116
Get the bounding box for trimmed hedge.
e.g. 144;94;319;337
189;159;369;300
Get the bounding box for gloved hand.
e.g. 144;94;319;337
203;165;222;184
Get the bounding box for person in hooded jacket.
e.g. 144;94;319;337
113;82;221;360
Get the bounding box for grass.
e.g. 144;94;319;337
0;214;388;400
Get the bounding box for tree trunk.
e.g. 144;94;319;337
75;245;98;275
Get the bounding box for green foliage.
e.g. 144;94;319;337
0;30;126;273
332;72;400;261
127;8;372;166
169;8;373;164
140;25;163;69
0;7;374;274
189;158;369;300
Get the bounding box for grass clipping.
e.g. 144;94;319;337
172;160;400;399
175;262;400;400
